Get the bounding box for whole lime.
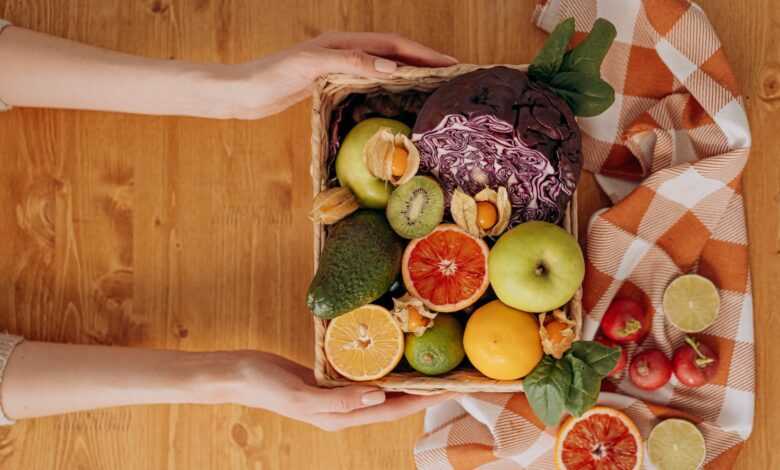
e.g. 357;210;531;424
405;315;465;376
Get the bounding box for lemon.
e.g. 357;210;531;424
324;305;404;381
663;274;720;333
647;419;706;470
463;300;543;380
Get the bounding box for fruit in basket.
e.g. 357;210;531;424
663;274;720;333
336;118;411;208
600;298;649;344
405;315;465;376
412;67;582;226
391;294;437;336
402;224;489;312
363;127;420;186
450;187;512;237
647;419;706;470
488;221;584;313
386;176;445;239
629;349;672;391
463;300;542;380
554;406;642;470
307;210;403;319
672;336;719;387
309;187;359;225
324;304;404;381
539;310;577;359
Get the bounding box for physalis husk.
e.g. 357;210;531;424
450;186;512;237
363;128;420;186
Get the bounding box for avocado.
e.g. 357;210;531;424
335;118;411;209
307;210;403;319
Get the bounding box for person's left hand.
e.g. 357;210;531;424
217;32;457;119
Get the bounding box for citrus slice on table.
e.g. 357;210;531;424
402;224;489;312
555;406;642;470
663;274;720;332
647;419;706;470
324;305;404;381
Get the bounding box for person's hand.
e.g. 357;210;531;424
223;351;458;431
219;32;457;119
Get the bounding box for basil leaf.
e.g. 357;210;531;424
548;71;615;117
561;18;617;76
569;340;621;377
529;17;575;82
565;355;601;417
524;355;572;426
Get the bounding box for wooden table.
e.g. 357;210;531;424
0;1;776;469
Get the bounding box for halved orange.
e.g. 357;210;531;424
402;224;489;312
555;406;643;470
324;304;404;381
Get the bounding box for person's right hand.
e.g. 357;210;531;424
223;351;457;431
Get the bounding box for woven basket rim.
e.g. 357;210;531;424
310;64;582;394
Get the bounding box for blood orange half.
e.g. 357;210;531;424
402;224;489;312
555;406;642;470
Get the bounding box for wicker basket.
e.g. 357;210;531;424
310;64;582;394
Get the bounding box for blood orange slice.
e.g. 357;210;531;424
402;224;489;312
555;406;642;470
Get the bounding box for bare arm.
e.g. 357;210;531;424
0;27;456;119
1;341;455;431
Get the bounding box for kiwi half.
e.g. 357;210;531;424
386;176;445;239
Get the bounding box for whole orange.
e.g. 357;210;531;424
463;300;543;380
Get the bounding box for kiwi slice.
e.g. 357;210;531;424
387;176;445;239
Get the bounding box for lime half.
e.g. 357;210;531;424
663;274;720;333
648;419;706;470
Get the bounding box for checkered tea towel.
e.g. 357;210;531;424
415;0;753;468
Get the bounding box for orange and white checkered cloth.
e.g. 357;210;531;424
415;0;753;468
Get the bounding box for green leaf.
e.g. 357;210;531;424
524;355;572;426
564;355;601;417
561;18;617;76
569;340;621;377
548;71;615;117
529;17;575;82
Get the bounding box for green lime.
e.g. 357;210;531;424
647;419;706;470
405;315;465;375
663;274;720;333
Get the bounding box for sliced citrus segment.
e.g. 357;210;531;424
555;406;642;470
324;305;404;381
647;419;705;470
402;224;489;312
663;274;720;333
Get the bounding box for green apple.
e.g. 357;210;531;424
335;117;410;209
488;221;584;312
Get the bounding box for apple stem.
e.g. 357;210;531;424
535;264;546;276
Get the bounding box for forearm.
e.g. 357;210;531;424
0;26;239;118
1;341;238;420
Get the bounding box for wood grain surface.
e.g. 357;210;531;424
0;1;776;469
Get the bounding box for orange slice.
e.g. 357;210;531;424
324;305;404;381
555;406;643;470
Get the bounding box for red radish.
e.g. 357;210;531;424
629;349;672;390
672;337;719;387
596;336;627;377
600;298;648;344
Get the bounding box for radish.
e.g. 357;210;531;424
672;337;719;387
629;349;671;390
600;298;648;344
595;336;627;377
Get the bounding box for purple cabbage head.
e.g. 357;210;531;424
412;67;582;226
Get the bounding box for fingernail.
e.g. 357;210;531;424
361;390;386;406
444;54;458;64
374;58;397;74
